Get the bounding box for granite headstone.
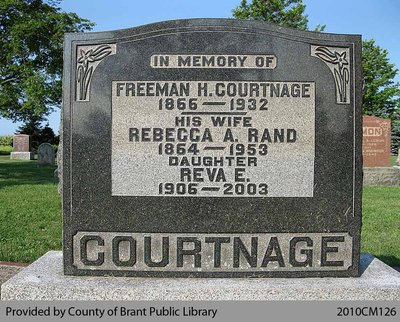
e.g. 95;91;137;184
13;134;30;152
38;143;55;166
62;19;362;278
10;134;34;160
362;115;391;167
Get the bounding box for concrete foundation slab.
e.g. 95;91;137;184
10;152;34;160
1;251;399;300
363;167;400;186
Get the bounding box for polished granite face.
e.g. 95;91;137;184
62;19;363;277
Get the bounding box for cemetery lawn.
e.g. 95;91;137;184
0;155;61;262
362;186;400;267
0;155;399;267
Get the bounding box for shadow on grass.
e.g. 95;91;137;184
376;255;400;267
361;253;400;274
360;253;374;275
0;159;57;189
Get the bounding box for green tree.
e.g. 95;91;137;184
363;40;400;153
233;0;399;153
0;0;94;123
232;0;325;31
16;114;58;151
16;115;43;151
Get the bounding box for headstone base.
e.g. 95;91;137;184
363;167;400;186
1;251;399;300
10;152;34;160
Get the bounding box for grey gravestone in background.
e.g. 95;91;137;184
10;134;34;160
63;19;362;278
38;143;55;167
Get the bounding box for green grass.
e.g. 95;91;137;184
0;155;61;262
0;156;399;267
362;186;400;266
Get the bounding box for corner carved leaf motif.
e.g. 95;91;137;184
76;44;116;101
311;46;350;104
379;121;390;134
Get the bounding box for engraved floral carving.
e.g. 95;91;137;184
76;44;116;101
311;46;350;104
378;120;390;135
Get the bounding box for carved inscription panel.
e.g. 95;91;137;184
112;81;315;197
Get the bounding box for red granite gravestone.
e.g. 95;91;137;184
10;134;34;160
12;134;30;152
362;116;391;167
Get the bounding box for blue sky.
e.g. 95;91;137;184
1;0;399;135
